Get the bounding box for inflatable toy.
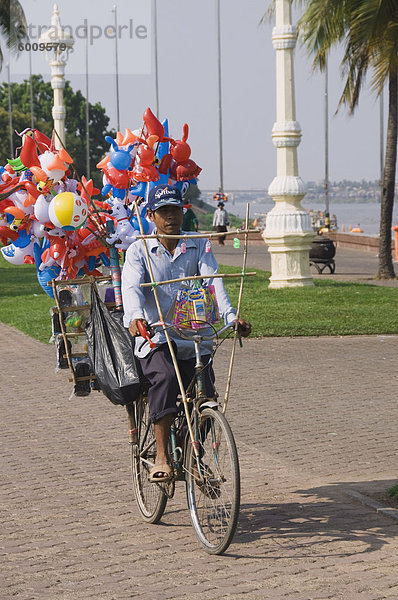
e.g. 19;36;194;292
48;192;88;230
0;109;202;297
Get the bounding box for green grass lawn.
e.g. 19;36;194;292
1;255;397;343
222;264;398;337
0;256;54;343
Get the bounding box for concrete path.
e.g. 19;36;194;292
2;321;398;599
212;241;398;287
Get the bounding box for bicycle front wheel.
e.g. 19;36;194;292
131;395;168;523
185;407;240;554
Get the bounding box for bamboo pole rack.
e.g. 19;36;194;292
134;228;260;240
222;203;250;413
51;275;114;385
140;272;256;288
132;202;255;429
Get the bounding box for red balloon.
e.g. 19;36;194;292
143;107;165;142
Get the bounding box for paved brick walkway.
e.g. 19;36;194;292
2;322;398;599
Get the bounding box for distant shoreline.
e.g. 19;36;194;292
201;193;384;205
201;181;391;205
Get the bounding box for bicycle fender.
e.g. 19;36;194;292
199;400;220;411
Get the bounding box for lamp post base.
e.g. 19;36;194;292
263;175;315;288
264;232;314;288
266;240;314;288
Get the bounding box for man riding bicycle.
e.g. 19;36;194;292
121;184;251;482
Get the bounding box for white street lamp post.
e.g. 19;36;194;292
263;0;314;288
39;4;74;148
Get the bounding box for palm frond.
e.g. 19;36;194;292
338;48;369;112
297;0;352;70
0;0;28;71
259;1;275;25
298;0;398;111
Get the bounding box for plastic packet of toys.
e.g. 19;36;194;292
172;284;220;329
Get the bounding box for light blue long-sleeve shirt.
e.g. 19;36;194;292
121;232;236;359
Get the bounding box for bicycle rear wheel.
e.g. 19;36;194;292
185;407;240;554
131;395;168;523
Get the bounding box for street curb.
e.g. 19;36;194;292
344;489;398;522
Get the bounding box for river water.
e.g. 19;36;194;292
228;199;398;236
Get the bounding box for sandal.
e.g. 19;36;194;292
149;463;172;483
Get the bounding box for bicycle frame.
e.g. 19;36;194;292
150;321;234;476
131;321;234;485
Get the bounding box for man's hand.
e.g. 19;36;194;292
235;318;251;338
129;318;150;338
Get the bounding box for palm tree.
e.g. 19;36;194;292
0;0;28;71
296;0;398;278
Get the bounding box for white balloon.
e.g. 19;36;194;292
34;194;51;224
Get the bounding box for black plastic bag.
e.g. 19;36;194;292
86;284;141;405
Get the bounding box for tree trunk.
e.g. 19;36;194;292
378;70;397;279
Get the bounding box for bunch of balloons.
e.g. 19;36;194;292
0;129;114;297
0;108;201;297
213;192;228;203
97;107;200;206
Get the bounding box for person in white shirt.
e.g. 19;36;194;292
212;202;229;245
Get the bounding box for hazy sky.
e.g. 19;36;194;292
2;0;390;190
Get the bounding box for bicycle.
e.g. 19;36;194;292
126;320;241;555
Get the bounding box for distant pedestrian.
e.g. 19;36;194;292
213;202;229;245
182;202;198;232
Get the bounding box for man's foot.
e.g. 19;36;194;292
149;462;171;482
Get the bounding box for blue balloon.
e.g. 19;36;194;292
129;181;147;197
37;263;61;298
33;241;59;298
105;135;135;170
13;229;32;248
157;119;170;161
112;188;126;199
149;118;170;187
110;149;133;170
101;183;112;197
113;156;127;170
99;252;110;267
140;217;150;234
174;178;197;194
33;240;46;264
87;255;96;272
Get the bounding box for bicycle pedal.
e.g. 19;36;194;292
159;479;175;499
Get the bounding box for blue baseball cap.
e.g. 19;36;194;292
147;184;183;212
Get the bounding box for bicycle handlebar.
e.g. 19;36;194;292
136;319;157;348
148;320;236;342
